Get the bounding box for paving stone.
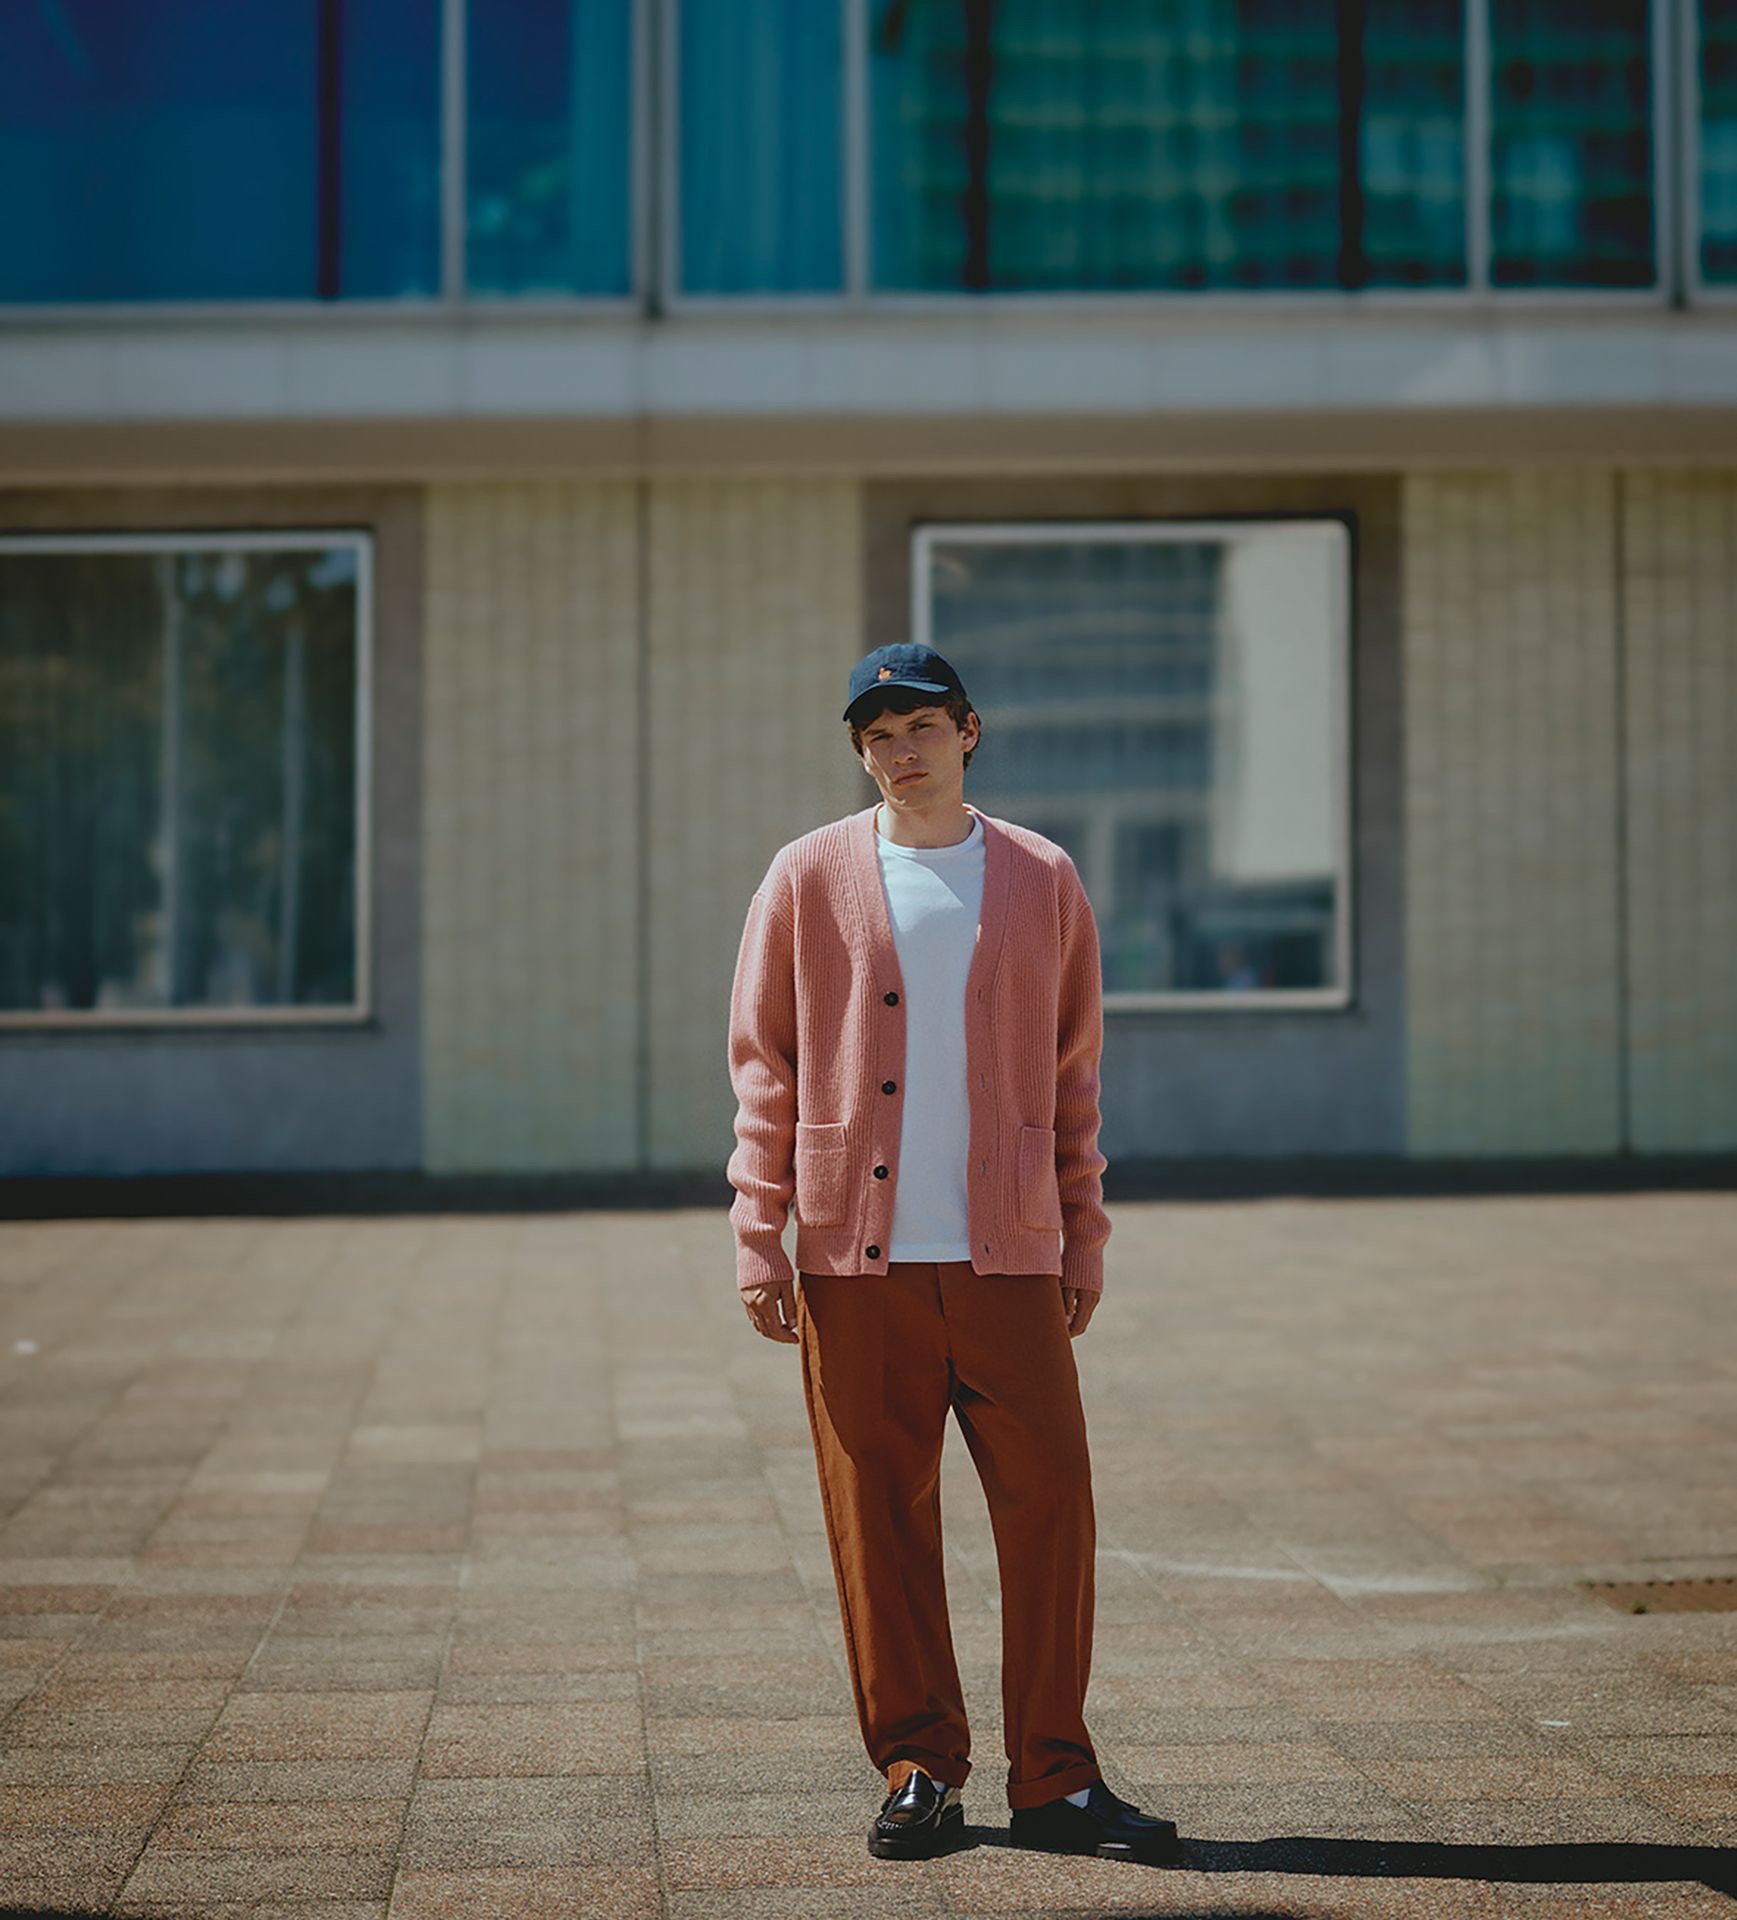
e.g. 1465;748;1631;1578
400;1774;652;1868
118;1840;399;1903
149;1797;405;1850
418;1702;646;1776
174;1759;420;1804
199;1690;433;1762
386;1864;662;1919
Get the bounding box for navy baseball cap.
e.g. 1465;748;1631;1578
843;643;971;727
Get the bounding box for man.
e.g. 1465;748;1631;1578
725;642;1181;1867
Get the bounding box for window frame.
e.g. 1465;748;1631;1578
0;0;652;321
0;0;1702;317
0;527;376;1032
910;517;1356;1016
1682;0;1737;301
666;0;1677;311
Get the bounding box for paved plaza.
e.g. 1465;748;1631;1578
0;1192;1733;1919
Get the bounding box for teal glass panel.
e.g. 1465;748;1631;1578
1362;0;1466;285
467;0;634;295
0;543;362;1014
1490;0;1654;287
340;0;445;298
1702;0;1737;282
870;0;1343;293
680;0;842;292
0;1;438;304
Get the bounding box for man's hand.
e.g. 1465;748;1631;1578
742;1277;800;1344
1062;1285;1099;1337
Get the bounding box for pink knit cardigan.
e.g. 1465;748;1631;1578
726;800;1111;1295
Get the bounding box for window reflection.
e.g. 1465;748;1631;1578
1490;0;1654;288
0;540;364;1018
0;0;439;303
467;0;634;295
1702;0;1737;283
924;527;1346;1000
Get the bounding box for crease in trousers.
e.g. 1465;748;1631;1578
796;1257;1100;1811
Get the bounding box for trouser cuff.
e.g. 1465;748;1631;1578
1006;1760;1102;1811
886;1756;971;1793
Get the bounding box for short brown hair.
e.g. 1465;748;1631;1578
847;686;978;772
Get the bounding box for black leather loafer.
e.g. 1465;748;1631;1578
1009;1779;1182;1865
868;1768;965;1859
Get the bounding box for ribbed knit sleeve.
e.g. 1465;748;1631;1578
1055;864;1112;1293
725;868;800;1294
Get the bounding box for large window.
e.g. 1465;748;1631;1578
0;534;370;1025
915;522;1351;1008
679;0;1671;299
0;0;636;305
2;1;1704;306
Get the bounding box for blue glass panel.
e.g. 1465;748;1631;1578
341;0;443;298
1702;0;1737;282
679;0;842;293
0;1;439;304
467;0;634;295
1362;0;1466;286
1490;0;1654;287
0;2;316;301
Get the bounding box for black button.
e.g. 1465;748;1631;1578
866;1245;880;1259
881;1080;896;1094
873;1165;888;1179
883;990;899;1006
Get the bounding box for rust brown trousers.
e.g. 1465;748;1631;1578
796;1258;1100;1810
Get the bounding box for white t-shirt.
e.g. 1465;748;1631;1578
873;805;986;1261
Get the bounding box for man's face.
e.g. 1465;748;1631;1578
856;702;980;811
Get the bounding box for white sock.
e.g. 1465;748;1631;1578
1063;1786;1092;1807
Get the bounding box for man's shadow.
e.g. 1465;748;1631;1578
950;1826;1737;1908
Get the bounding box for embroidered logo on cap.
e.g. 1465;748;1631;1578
877;667;893;679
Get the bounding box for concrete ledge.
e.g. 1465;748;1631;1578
3;1154;1734;1220
9;407;1737;484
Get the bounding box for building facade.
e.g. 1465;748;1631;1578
2;1;1735;1182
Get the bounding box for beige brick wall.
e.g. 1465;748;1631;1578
1622;472;1737;1152
1403;471;1624;1155
422;481;642;1172
643;478;865;1170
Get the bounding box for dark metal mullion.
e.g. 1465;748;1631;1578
317;0;344;299
963;0;995;290
1336;0;1368;289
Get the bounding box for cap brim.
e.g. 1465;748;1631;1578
842;677;954;723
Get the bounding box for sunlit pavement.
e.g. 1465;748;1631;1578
0;1193;1733;1918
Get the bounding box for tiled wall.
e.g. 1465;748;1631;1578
420;477;863;1175
1621;472;1737;1153
422;481;642;1172
1403;471;1625;1155
643;478;865;1169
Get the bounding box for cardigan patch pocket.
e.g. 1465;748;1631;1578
794;1121;848;1228
1017;1124;1064;1231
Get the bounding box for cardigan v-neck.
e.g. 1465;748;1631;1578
725;801;1111;1295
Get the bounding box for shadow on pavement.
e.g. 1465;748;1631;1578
1192;1835;1737;1899
956;1826;1737;1904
